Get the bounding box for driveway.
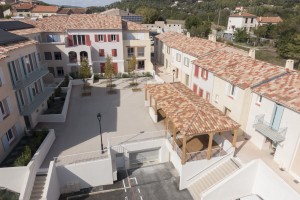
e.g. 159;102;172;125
39;77;164;168
61;163;193;200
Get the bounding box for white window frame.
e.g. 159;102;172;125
176;53;181;62
0;100;6;116
111;34;117;42
98;35;104;42
6;128;15;144
184;57;189;67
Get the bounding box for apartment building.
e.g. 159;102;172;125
225;12;257;37
192;51;286;133
32;14;152;76
246;68;300;181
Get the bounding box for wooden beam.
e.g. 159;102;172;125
207;132;214;160
172;123;176;150
181;135;187;164
155;101;158;115
149;95;152;107
165;117;169;136
232;129;239;148
145;88;147;101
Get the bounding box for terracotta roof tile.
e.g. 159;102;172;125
258;16;283;23
253;71;300;113
193;51;286;89
13;3;34;10
32;5;59;13
9;27;41;36
122;20;148;31
146;82;240;136
0;40;37;54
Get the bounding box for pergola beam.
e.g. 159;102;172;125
232;129;239;147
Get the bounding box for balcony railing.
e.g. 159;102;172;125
253;114;287;143
13;64;48;90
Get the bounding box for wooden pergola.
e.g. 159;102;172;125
145;83;240;164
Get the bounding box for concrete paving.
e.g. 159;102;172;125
64;163;193;200
39;78;164;168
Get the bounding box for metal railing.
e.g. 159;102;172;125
185;146;226;162
54;150;109;166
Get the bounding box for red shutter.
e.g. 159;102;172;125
194;66;199;77
112;49;117;57
108;34;111;42
201;68;204;78
67;35;73;46
86;35;91;46
95;34;99;42
113;63;118;74
115;49;117;57
205;70;208;80
100;63;105;73
104;35;107;42
193;84;197;94
199;89;203;97
116;34;119;42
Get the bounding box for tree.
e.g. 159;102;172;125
233;28;250;43
79;59;91;86
277;34;300;69
254;24;276;39
128;56;137;84
135;7;159;24
104;55;114;91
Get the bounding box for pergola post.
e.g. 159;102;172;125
207;132;214;160
145;88;147;101
155;101;158;115
172;124;176;150
181;135;187;164
149;95;152;107
232;129;239;148
165;117;169;136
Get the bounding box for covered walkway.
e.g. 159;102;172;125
145;82;240;164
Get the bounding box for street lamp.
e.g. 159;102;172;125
97;113;104;153
172;69;176;83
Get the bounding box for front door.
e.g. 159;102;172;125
271;104;284;131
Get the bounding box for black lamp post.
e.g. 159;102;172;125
154;63;157;74
172;69;176;83
97;113;104;153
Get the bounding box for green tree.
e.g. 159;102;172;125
233;28;250;43
105;55;115;90
277;34;300;69
128;55;137;84
79;59;91;86
135;7;159;24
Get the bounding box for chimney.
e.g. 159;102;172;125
186;32;190;37
208;34;216;42
248;48;255;59
285;59;294;71
239;12;242;16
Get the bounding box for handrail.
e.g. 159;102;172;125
186;146;234;182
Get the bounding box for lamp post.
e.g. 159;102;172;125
172;69;175;83
97;113;104;153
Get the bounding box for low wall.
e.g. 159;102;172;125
70;79;84;85
154;74;164;83
38;82;72;123
19;129;56;200
43;161;60;200
0;166;27;192
165;139;182;174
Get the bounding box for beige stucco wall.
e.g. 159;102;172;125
31;12;57;19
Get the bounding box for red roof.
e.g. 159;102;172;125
230;12;256;18
32;5;59;13
257;16;283;23
14;3;34;10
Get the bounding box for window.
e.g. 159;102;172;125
251;18;254;23
68;51;77;63
99;49;105;57
0;101;6;116
46;34;61;42
57;67;64;77
128;47;134;57
25;55;34;73
137;47;144;57
167;46;170;54
245;18;248;23
44;52;52;60
193;84;197;94
6;128;15;143
206;92;210;101
184;57;189;67
199;88;203;97
54;52;62;60
72;35;86;45
194;66;199;77
112;49;117;57
138;60;145;70
0;98;10;119
176;53;181;62
201;69;208;80
48;67;55;76
96;34;106;42
109;34;119;42
17;90;25;106
215;94;219;103
256;95;263;105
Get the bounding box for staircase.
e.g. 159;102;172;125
188;158;240;200
30;175;47;200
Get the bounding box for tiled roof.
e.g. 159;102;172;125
0;54;7;60
0;40;37;54
122;20;148;31
156;32;247;58
57;8;88;14
258;16;283;23
9;27;41;35
146;82;240;136
101;8;138;16
14;3;34;10
253;71;300;113
32;5;59;13
56;8;72;14
36;14;147;32
71;8;88;14
192;51;286;89
230;12;256;17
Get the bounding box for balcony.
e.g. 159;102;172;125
14;65;48;90
21;88;54;116
253;115;287;143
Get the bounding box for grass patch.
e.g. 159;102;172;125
256;50;286;67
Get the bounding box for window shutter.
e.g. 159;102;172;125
111;49;114;57
95;34;99;42
108;34;111;42
193;84;197;94
104;35;107;42
67;35;73;46
116;34;119;42
205;70;208;80
86;35;91;46
113;63;118;74
199;89;203;97
194;66;199;77
6;97;13;114
201;68;204;78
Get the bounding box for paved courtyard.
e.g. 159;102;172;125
39;78;164;167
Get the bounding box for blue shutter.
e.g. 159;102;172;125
1;135;9;152
271;104;284;131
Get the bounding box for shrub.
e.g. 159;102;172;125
116;72;122;78
94;73;100;80
54;87;62;97
60;75;70;87
14;146;32;166
69;71;82;79
129;82;139;87
122;73;130;78
145;72;152;77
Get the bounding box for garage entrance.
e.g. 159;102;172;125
129;148;160;167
